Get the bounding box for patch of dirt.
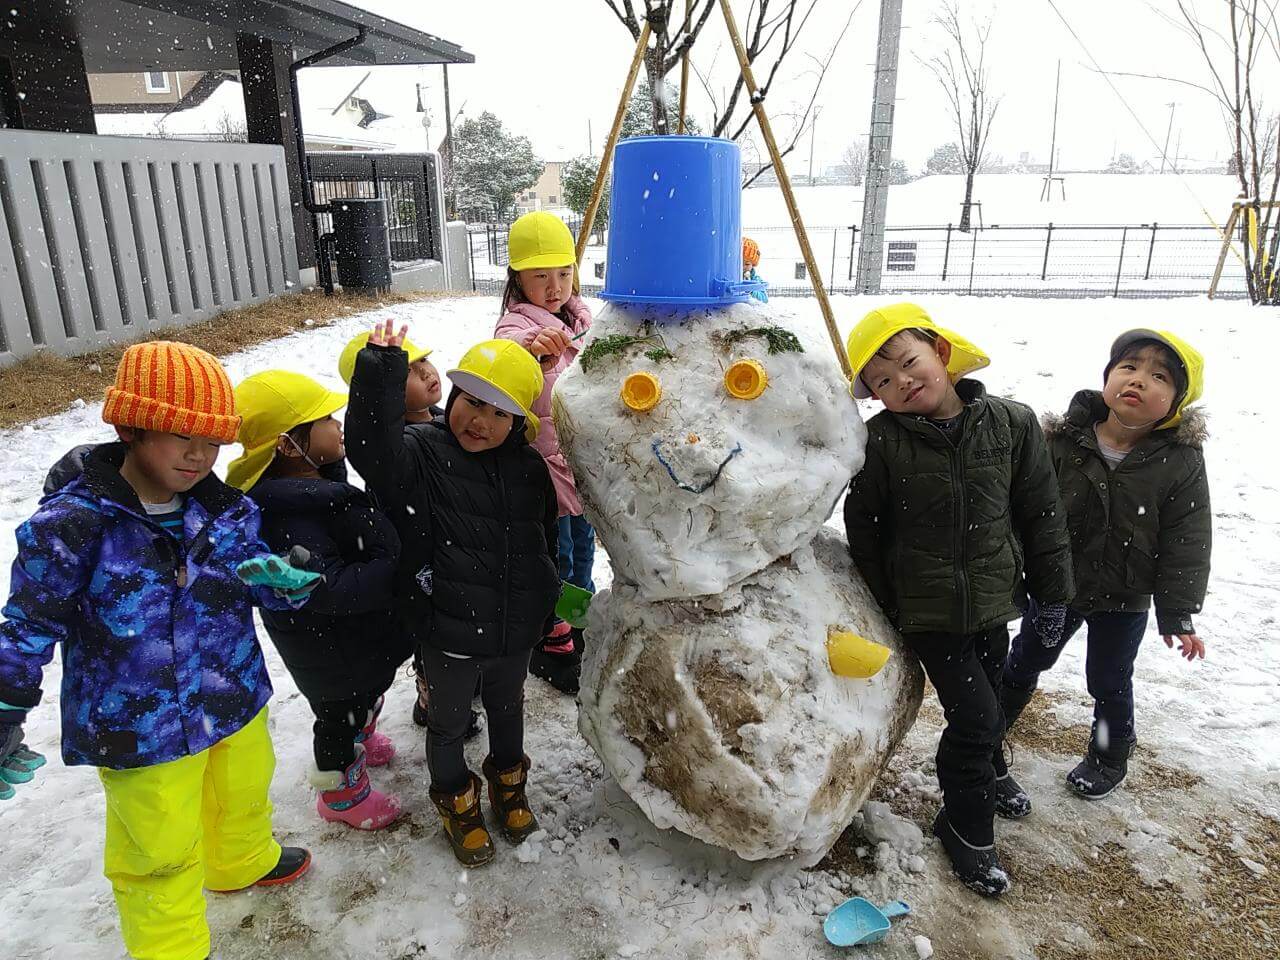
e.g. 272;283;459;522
345;874;381;907
692;655;762;754
1006;689;1092;756
0;289;465;430
814;824;878;880
1023;809;1280;960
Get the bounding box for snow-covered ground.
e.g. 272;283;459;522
1;293;1276;959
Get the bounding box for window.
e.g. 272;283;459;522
548;195;557;205
144;72;170;94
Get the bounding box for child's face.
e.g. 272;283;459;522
1103;345;1177;426
406;358;442;415
304;416;346;466
117;428;222;498
860;333;957;417
518;266;575;314
448;391;515;452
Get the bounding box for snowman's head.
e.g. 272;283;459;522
554;301;866;601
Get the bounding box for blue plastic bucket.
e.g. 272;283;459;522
600;136;764;305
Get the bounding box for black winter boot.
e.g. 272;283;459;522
994;772;1032;819
529;625;581;695
932;808;1011;898
254;847;312;887
992;744;1031;819
1066;740;1134;799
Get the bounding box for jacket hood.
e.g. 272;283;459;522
43;442;243;517
246;473;360;516
442;386;531;452
44;443;95;495
1045;389;1208;448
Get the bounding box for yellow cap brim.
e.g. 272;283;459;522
509;253;576;272
446;369;539;442
849;324;989;399
225;388;347;491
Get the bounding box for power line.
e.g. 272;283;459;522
1042;0;1225;233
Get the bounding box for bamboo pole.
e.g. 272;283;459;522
1208;204;1240;300
577;21;651;265
717;0;852;378
677;0;692;134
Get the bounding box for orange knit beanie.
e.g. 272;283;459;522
103;341;240;444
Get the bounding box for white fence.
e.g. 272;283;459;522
0;130;300;368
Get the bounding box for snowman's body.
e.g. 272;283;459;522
555;301;923;865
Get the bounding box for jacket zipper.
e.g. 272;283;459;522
495;457;511;655
926;420;969;632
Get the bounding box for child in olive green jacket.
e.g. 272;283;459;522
843;302;1073;898
1001;329;1209;801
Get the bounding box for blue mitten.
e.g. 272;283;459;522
235;554;323;596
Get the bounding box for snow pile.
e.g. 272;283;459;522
557;300;922;864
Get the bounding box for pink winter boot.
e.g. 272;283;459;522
312;749;402;831
356;695;396;767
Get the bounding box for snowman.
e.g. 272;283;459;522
553;137;923;866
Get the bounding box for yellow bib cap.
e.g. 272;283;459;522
845;302;989;399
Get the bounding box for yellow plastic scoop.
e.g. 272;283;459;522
826;629;892;679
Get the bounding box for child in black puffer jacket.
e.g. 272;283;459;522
346;320;560;868
228;370;412;831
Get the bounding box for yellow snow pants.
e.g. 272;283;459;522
98;708;281;960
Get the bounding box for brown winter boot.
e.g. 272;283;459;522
482;754;539;843
429;772;495;866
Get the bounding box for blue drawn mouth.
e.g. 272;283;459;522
651;437;743;494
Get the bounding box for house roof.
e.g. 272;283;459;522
62;0;473;72
94;77;402;150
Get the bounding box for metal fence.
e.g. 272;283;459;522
307;152;444;264
467;219;1248;300
738;222;1247;299
465;215;585;288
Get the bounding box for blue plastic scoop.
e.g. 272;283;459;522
823;897;911;947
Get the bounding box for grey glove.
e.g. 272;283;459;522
1032;602;1069;648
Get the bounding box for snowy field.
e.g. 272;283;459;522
511;175;1251;297
1;293;1276;959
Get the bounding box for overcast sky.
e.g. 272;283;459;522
299;1;1237;174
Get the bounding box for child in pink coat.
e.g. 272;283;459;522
495;212;594;695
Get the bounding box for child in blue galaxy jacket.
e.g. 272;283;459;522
0;342;315;960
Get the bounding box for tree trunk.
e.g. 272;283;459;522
959;168;976;233
646;52;668;135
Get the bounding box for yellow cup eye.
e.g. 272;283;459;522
724;358;768;400
621;371;662;412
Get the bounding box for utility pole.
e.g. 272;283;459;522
442;64;455;217
1159;101;1177;174
588;118;594;156
1040;60;1061;201
808;107;821;184
857;0;904;294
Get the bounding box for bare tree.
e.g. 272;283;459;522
921;0;999;232
697;0;860;187
1114;0;1280;303
601;1;858;188
841;140;868;185
599;0;718;134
